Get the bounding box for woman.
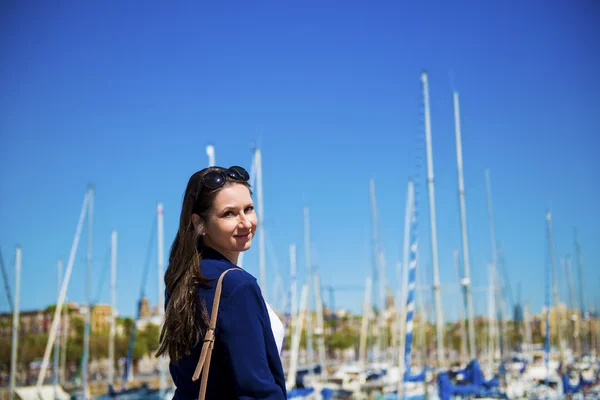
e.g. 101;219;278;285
157;166;287;399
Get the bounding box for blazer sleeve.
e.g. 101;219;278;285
219;279;286;400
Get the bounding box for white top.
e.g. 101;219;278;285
265;302;284;355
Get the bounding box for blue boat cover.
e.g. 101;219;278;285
404;366;428;383
437;371;507;400
287;387;315;398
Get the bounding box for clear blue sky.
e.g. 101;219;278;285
1;1;598;322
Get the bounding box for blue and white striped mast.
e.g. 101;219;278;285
396;179;416;400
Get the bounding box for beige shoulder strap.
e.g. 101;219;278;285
191;267;241;400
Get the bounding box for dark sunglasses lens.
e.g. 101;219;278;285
203;171;226;189
228;166;250;181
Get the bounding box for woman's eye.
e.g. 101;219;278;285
245;206;254;213
223;211;234;217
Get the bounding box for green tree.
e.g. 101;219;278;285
138;323;160;354
0;338;11;371
117;317;134;338
326;329;357;351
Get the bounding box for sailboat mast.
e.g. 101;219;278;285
157;203;167;392
359;277;372;366
206;144;215;167
453;91;476;361
54;259;62;397
574;229;586;352
238;147;255;269
109;230;117;386
484;170;503;359
566;256;580;355
303;206;313;365
369;179;381;360
487;264;496;373
36;190;89;397
286;282;309;389
290;244;297;339
255;148;267;299
546;211;565;365
82;184;94;399
9;245;21;400
313;271;327;376
397;179;414;350
379;251;387;361
421;70;446;368
396;179;416;400
453;250;468;365
523;303;532;360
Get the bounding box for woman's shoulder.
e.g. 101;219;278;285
219;267;260;298
200;257;260;298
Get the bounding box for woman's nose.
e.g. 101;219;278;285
239;214;252;229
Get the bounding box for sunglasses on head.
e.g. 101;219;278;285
201;166;250;189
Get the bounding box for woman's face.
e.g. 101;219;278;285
201;183;257;261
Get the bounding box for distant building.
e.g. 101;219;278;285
540;303;569;338
135;297;163;331
91;304;112;333
139;297;152;318
0;309;51;338
0;302;118;338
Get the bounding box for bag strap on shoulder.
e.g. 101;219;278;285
191;267;241;400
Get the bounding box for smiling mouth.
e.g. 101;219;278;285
234;232;251;239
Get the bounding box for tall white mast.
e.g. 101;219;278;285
566;256;579;355
286;283;308;389
290;244;298;340
255;148;267;299
574;229;586;353
453;91;476;361
60;286;68;385
157;203;167;393
546;211;565;364
523;303;532;360
303;206;313;365
487;264;496;373
313;271;327;376
36;190;89;397
108;230;117;386
9;245;21;400
379;250;387;361
238;148;256;269
421;70;445;368
54;258;62;398
369;178;381;360
453;249;468;365
359;277;373;366
206;145;215;167
484;170;502;360
82;184;94;399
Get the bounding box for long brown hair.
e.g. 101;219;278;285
156;167;251;362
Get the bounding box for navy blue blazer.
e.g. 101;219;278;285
168;247;287;400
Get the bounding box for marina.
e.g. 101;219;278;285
1;3;599;399
2;70;599;400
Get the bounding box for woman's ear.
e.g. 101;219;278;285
192;214;204;235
